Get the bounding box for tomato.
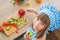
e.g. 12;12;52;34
18;9;25;16
11;23;18;31
0;26;3;31
2;21;9;26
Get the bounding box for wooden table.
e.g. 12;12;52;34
0;0;60;40
0;0;41;40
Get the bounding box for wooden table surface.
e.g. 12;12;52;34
0;0;60;40
0;0;40;40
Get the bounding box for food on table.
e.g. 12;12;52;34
5;26;11;31
10;0;24;4
3;21;9;26
18;9;25;17
0;9;27;36
8;17;27;28
17;18;27;27
11;23;18;31
8;17;18;24
26;0;30;6
0;27;3;31
1;21;18;36
17;21;22;26
36;0;42;3
23;18;27;22
19;0;24;4
28;32;33;37
16;0;20;2
2;21;18;31
8;17;27;27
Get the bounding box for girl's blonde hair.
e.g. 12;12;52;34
36;13;50;38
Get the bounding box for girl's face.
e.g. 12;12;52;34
33;18;45;32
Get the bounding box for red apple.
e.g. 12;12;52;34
18;9;25;17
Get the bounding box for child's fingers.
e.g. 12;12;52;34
24;34;31;40
28;35;31;39
24;34;27;39
26;34;31;39
26;34;29;39
24;34;29;40
24;34;29;38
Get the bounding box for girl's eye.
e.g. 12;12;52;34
42;23;44;25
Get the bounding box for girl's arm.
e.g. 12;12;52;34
26;9;38;15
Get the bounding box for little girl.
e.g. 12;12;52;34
24;3;60;40
24;13;50;40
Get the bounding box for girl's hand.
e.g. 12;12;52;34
24;33;31;40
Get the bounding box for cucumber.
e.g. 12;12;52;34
5;26;11;31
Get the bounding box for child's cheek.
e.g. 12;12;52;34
33;22;39;29
38;25;45;30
